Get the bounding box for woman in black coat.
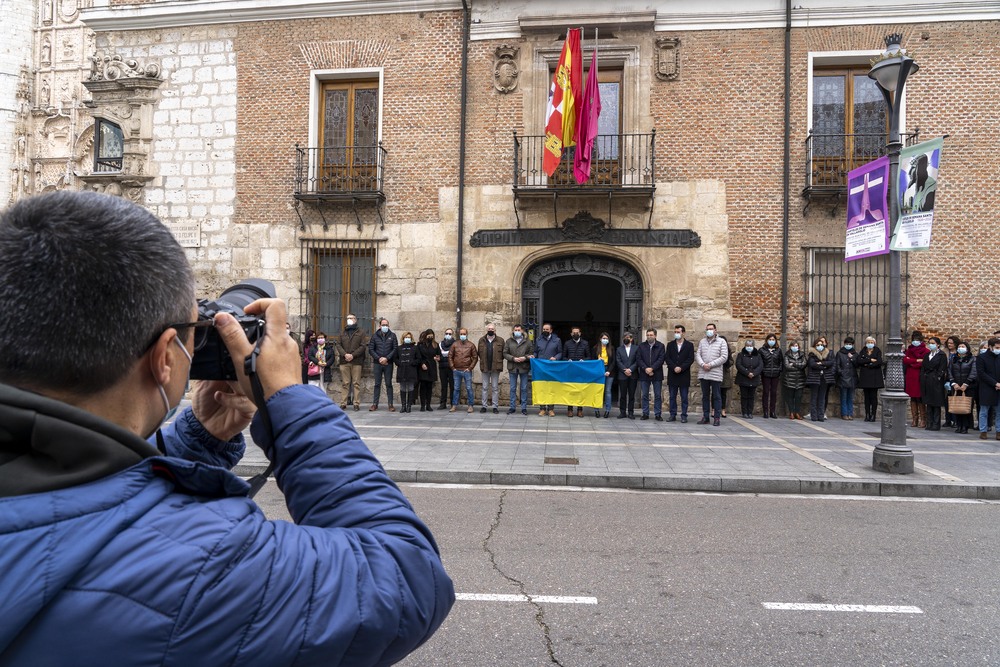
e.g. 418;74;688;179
394;331;420;413
853;336;884;422
806;338;835;421
415;329;441;412
948;341;977;434
735;339;764;418
919;336;949;431
758;333;783;418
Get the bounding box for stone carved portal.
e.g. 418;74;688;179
521;253;643;342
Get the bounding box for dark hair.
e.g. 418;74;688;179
945;335;960;349
844;336;855;345
599;331;611;342
928;336;941;346
910;330;923;341
989;338;1000;348
706;323;717;329
674;324;685;333
766;332;777;341
646;328;656;335
0;191;193;394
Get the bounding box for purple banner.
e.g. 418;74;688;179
844;155;890;261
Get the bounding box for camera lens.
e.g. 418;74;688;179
216;279;276;315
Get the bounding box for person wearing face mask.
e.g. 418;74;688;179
735;338;763;418
615;332;640;418
695;323;728;426
301;328;316;383
394;332;419;414
758;333;783;419
0;192;454;665
335;314;367;411
854;336;884;422
415;329;439;412
307;332;334;394
504;324;532;415
368;318;399;412
833;337;859;420
533;323;562;416
782;340;807;419
637;328;666;421
665;325;695;423
437;328;456;409
947;340;976;434
478;324;505;414
943;335;961;428
975;337;1000;440
806;336;835;421
903;330;929;427
448;327;479;413
919;336;948;431
592;332;617;418
564;326;592;418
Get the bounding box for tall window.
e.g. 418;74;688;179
94;119;123;173
811;68;886;187
319;80;380;192
301;240;378;335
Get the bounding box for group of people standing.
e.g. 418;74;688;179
300;318;1000;439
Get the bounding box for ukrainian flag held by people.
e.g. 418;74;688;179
530;358;604;408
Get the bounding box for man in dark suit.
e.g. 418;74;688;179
637;328;667;421
665;324;695;423
615;332;639;418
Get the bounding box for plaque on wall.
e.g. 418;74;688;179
168;222;201;248
469;211;701;248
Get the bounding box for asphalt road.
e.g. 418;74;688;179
255;483;1000;666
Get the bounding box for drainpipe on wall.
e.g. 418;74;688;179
456;0;471;329
779;0;792;345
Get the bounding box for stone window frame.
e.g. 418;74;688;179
94;117;124;173
306;67;384;184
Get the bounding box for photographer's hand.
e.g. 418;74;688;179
191;380;256;441
216;299;301;401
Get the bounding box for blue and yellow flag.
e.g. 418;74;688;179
530;358;604;408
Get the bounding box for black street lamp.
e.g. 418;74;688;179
869;34;918;473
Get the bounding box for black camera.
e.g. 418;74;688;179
189;278;276;381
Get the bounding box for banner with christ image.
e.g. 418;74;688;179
891;137;942;251
845;155;890;261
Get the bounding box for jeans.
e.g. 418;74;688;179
840;386;855;416
979;405;1000;432
509;372;529;411
603;376;614;412
809;382;828;419
700;379;722;418
618;376;637;415
668;383;689;417
372;363;394;406
640;379;662;416
481;371;500;408
453;369;474;407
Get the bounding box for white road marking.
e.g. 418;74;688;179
763;602;923;614
456;593;597;604
732;417;860;478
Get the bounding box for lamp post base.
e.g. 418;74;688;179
873;388;913;474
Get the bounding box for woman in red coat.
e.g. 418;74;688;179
903;330;930;428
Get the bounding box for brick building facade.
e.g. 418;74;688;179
3;1;999;390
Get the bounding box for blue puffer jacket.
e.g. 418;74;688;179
0;383;454;666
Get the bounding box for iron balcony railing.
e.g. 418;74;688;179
804;131;918;193
513;131;655;190
294;143;387;199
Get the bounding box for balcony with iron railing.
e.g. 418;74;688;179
512;131;656;225
293;144;387;201
804;130;918;204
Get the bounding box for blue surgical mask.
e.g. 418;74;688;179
767;340;776;347
156;337;192;431
381;325;389;334
602;338;609;345
674;333;682;340
404;337;412;344
816;345;825;352
444;334;453;340
958;347;968;355
791;346;799;353
928;343;938;351
514;331;523;339
844;344;853;351
745;345;754;351
911;340;921;346
460;334;467;341
866;343;875;349
706;330;715;337
993;349;1000;356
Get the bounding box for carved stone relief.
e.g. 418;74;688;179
493;45;519;94
655;38;681;81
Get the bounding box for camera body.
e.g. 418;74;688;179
189;278;276;381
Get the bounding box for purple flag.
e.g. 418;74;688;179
844;155;890;261
573;43;601;184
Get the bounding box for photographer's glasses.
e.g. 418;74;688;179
160;319;215;352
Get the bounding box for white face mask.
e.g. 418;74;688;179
601;338;609;345
155;337;192;435
674;332;682;340
706;330;715;337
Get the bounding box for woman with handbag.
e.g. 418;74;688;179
854;336;884;422
948;341;977;434
919;336;948;431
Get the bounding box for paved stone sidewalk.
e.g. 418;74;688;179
232;404;1000;499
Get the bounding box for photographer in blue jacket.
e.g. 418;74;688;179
0;191;453;666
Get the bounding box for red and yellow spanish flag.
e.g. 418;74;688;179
543;28;583;177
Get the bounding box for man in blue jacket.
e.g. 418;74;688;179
0;191;453;666
533;322;562;416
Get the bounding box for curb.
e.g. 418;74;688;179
233;463;1000;500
